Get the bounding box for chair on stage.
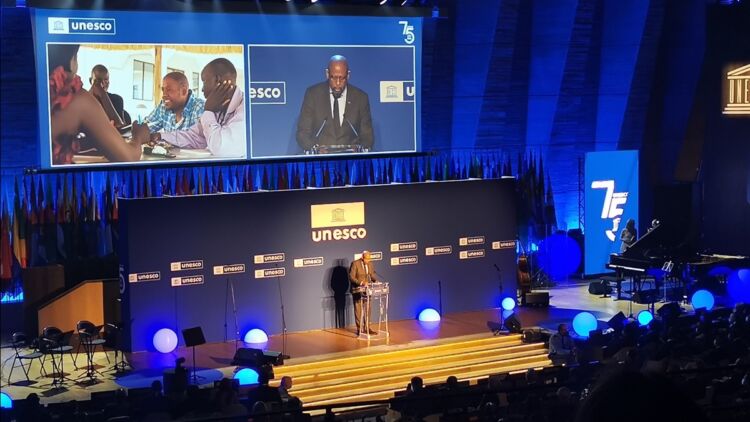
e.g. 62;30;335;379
6;332;45;383
74;320;108;367
40;326;77;387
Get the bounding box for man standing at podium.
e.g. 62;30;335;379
296;55;374;153
349;251;379;336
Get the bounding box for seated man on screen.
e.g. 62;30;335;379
296;55;374;153
89;64;132;127
155;58;246;158
349;251;379;336
143;71;205;133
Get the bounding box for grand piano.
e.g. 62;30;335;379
607;222;747;301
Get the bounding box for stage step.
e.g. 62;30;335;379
270;334;551;410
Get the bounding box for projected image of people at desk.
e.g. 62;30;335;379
47;44;147;165
155;58;246;158
296;55;374;154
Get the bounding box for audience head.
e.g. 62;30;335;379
410;376;423;391
446;375;458;389
280;376;293;390
558;323;569;336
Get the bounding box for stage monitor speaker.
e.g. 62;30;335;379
504;314;522;333
588;281;612;296
524;292;550;307
607;312;627;331
182;327;206;348
232;348;284;367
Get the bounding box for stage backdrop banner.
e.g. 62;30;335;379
119;179;518;352
584;150;639;275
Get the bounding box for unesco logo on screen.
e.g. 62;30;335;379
249;82;286;104
48;18;116;35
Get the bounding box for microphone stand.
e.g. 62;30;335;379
438;280;443;316
228;278;239;351
275;264;289;359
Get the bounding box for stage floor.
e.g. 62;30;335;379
0;280;659;405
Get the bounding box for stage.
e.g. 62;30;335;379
0;279;662;409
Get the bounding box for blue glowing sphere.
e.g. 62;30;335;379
538;234;582;279
0;392;13;409
418;308;441;322
691;289;715;311
728;269;750;304
501;297;516;311
637;310;654;326
572;312;598;337
234;368;259;386
244;329;269;344
153;328;178;353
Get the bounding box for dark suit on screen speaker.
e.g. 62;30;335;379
296;81;374;152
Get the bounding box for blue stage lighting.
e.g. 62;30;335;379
418;308;441;322
691;289;715;311
501;297;516;311
1;392;13;409
234;368;259;386
637;310;654;326
728;269;750;304
244;329;269;344
538;233;582;279
572;312;598;337
153;328;178;353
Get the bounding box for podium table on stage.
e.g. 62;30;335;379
359;282;390;340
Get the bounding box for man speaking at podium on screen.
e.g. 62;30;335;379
349;251;379;336
296;55;374;154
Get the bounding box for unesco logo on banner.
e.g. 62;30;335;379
354;251;383;261
255;268;286;279
492;240;517;250
390;242;418;252
379;81;415;103
425;246;452;256
128;271;161;283
213;264;246;275
170;260;204;271
311;202;367;242
390;256;418;266
254;253;285;264
249;82;286;105
48;18;116;35
459;236;485;246
459;250;485;260
171;275;204;287
294;257;324;268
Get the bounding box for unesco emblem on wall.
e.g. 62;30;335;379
331;208;346;223
723;64;750;116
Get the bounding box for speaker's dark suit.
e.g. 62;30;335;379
296;82;374;152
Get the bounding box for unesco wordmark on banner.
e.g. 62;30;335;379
255;268;286;279
390;241;418;252
294;257;325;268
390;256;418;266
128;271;160;283
425;245;452;256
171;275;204;287
459;249;486;260
170;260;204;271
254;253;285;264
492;240;517;250
213;264;246;275
459;236;485;246
354;251;383;261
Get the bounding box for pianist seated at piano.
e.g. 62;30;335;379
620;218;638;253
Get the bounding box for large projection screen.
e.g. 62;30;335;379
32;9;422;168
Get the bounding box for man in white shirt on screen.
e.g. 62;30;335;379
156;58;246;158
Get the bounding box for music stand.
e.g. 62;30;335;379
182;327;206;384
